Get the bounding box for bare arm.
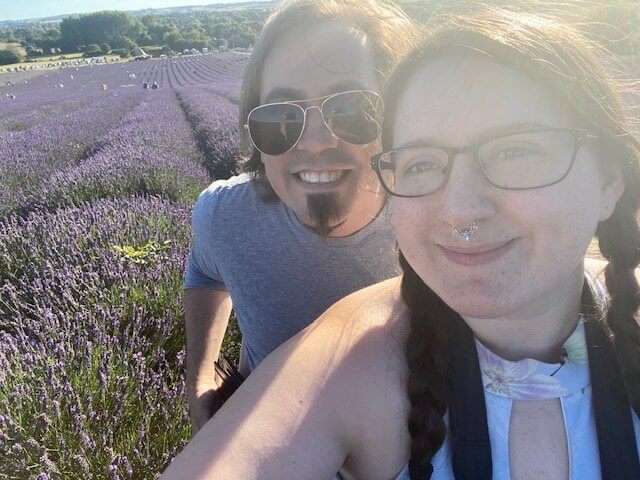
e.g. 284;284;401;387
164;278;408;480
164;303;360;480
184;287;233;435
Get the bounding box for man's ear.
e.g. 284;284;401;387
599;162;625;222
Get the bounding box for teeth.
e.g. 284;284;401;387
298;170;344;184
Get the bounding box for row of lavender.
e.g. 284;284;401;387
0;52;247;120
1;54;246;478
1;90;143;216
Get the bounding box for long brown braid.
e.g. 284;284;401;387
597;155;640;413
380;8;640;479
400;253;453;468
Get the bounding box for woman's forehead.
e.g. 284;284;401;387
392;52;577;147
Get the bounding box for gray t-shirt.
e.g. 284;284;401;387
183;174;399;372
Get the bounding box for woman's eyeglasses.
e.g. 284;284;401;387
371;128;600;197
245;90;382;156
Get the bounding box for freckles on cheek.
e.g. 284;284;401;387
524;192;598;274
391;200;431;238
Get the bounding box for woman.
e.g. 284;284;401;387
162;9;640;480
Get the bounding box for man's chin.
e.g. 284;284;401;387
306;193;347;237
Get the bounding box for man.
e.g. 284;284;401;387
183;0;416;434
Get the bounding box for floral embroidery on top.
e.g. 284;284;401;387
477;315;589;400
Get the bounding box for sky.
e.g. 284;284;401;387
0;0;265;22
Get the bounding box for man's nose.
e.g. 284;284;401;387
294;106;339;153
440;153;496;227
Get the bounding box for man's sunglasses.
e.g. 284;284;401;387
244;90;382;156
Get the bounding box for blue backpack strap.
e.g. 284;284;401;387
582;280;640;479
409;312;492;480
446;315;492;480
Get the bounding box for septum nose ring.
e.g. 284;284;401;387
450;221;479;242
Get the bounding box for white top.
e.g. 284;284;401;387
393;319;640;479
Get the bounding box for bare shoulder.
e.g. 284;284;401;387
314;274;410;379
280;275;409;388
307;277;412;383
311;277;413;476
318;276;407;335
239;276;409;411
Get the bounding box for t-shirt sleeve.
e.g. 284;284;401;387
183;187;227;291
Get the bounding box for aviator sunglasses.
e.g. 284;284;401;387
244;90;382;156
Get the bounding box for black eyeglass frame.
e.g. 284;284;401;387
370;127;600;198
244;89;383;156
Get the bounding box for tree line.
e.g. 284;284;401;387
0;0;638;66
0;8;269;65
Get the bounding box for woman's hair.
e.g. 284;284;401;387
237;0;417;201
381;8;640;477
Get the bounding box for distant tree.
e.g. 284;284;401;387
141;14;175;45
0;49;22;65
59;11;143;52
100;43;111;54
112;48;130;58
183;26;210;50
84;44;103;57
137;33;154;47
25;45;42;58
214;37;228;50
34;27;61;53
163;30;185;51
112;35;137;51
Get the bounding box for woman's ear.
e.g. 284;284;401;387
599;163;625;222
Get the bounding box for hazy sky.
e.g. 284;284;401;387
0;1;265;22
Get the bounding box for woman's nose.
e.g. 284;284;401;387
439;152;496;228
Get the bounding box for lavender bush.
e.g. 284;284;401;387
1;196;193;479
1;52;247;479
176;87;241;180
14;90;210;216
1;90;142;216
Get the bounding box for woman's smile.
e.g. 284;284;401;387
437;238;518;267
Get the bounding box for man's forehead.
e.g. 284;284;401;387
260;21;378;100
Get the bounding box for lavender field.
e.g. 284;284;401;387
0;53;247;479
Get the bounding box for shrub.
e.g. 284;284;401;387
0;49;22;65
112;48;130;58
85;43;101;53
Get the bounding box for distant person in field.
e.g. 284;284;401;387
182;0;417;435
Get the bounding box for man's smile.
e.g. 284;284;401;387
295;169;348;184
